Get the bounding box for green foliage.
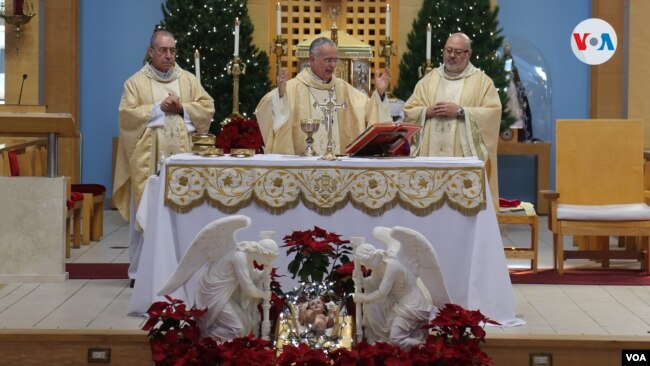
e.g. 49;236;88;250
158;0;272;134
393;0;514;133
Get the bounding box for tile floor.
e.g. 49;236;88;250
0;209;649;338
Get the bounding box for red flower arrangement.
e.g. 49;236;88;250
282;226;352;283
215;115;265;154
143;295;216;365
144;297;497;365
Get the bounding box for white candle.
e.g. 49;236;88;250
385;4;391;36
234;18;240;57
276;2;282;36
426;23;432;61
194;49;201;83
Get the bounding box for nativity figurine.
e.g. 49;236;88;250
298;296;339;333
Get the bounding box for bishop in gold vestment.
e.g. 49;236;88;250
403;33;501;207
255;37;392;155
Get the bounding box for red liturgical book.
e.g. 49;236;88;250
345;122;421;157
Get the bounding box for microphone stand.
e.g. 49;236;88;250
17;73;27;105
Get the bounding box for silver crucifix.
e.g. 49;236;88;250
313;88;347;160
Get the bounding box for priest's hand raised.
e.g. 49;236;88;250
374;67;390;97
277;69;288;98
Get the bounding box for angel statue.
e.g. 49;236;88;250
157;215;279;341
353;226;452;350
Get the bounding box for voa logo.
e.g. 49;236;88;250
571;18;617;65
622;350;650;365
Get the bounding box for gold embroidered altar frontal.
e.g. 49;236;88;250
164;162;486;217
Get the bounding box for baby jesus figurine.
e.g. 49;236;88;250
298;297;338;333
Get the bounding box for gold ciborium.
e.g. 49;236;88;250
300;118;321;156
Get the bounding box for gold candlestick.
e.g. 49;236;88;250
379;36;397;96
418;59;434;78
272;35;288;80
379;36;397;68
222;56;247;126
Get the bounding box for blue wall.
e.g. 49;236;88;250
78;0;592;201
79;0;164;191
497;0;591;202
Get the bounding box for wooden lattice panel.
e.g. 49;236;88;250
343;0;394;89
276;0;325;79
272;0;397;89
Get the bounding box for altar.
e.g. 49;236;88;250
128;153;522;327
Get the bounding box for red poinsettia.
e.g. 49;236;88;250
276;343;330;366
414;303;500;366
215;115;265;154
144;295;216;365
144;297;495;366
330;341;410;366
282;226;352;283
216;334;276;365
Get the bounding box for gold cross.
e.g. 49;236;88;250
312;88;347;161
313;88;347;128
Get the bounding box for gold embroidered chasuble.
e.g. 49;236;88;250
255;69;392;155
113;63;215;221
403;63;501;207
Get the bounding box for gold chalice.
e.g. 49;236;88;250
300;118;321;156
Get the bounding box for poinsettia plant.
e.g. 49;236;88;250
215;115;265;154
282;226;352;283
144;298;497;365
143;295;217;365
416;303;500;366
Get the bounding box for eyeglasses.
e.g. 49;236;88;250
155;47;177;55
444;48;469;57
319;57;338;65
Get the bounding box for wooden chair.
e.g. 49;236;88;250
498;203;539;273
71;184;106;244
488;154;540;272
542;119;650;274
66;179;83;258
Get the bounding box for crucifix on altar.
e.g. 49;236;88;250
313;88;347;161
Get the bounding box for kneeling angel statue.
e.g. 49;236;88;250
353;226;452;350
157;215;279;341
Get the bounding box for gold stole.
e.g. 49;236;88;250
424;78;464;156
150;79;190;174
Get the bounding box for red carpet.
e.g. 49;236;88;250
65;263;129;279
510;268;650;285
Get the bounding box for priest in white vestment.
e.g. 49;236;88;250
113;30;214;279
403;33;501;207
255;37;392;155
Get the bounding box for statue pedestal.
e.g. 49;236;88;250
0;176;67;282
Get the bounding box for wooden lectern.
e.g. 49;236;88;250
0;111;78;177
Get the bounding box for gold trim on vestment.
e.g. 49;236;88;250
164;163;486;217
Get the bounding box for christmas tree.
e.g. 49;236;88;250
158;0;272;134
393;0;514;133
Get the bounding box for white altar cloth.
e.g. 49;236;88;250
128;153;522;327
